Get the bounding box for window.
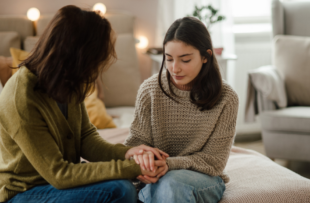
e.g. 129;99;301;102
231;0;271;18
231;0;272;34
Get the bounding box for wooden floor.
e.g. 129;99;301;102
234;139;310;179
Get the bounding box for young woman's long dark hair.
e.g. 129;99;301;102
20;5;116;103
158;17;222;111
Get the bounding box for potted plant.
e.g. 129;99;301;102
189;5;226;55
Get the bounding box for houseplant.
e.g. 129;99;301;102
189;5;226;55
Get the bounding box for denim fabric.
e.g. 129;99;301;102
139;170;226;203
6;180;137;203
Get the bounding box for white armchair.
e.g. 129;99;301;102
246;0;310;162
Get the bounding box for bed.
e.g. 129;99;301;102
98;128;310;203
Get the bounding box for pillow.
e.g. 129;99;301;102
0;56;12;86
100;34;141;107
10;47;29;75
84;87;116;129
274;35;310;106
0;32;20;57
0;16;33;42
24;36;40;52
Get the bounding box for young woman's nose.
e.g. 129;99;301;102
172;61;181;73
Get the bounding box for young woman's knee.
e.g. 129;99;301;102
155;170;225;203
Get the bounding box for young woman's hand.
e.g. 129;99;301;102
154;156;169;179
137;159;169;184
125;144;169;163
133;151;155;171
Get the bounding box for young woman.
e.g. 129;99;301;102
125;17;239;203
0;5;168;203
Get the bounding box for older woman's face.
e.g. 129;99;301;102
165;40;207;86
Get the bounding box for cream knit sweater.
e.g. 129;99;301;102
125;72;239;183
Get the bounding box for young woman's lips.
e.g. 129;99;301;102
174;76;185;80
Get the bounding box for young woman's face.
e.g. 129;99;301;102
165;40;207;86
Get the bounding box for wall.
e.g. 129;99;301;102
234;31;272;136
0;0;158;81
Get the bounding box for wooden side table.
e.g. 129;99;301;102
149;54;237;80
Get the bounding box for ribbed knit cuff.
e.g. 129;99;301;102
123;159;143;179
166;157;185;171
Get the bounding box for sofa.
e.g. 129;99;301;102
1;10;310;203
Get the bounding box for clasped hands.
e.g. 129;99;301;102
125;145;169;184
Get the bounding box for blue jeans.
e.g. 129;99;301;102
6;180;137;203
139;170;225;203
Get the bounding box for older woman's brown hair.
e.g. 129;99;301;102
20;5;116;103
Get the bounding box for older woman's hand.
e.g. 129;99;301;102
125;145;169;171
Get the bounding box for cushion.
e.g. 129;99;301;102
0;16;33;42
84;87;116;129
106;107;135;128
282;1;310;37
105;12;134;34
9;48;29;75
98;128;130;144
220;146;310;203
100;34;140;107
24;36;40;52
0;32;20;57
274;35;310;106
249;65;287;108
0;56;12;86
260;107;310;134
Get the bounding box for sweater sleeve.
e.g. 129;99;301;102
12;100;141;190
79;102;132;162
166;94;239;181
124;83;154;147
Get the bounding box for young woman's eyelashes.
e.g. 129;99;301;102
166;59;191;63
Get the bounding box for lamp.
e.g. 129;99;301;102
27;7;40;36
93;3;107;15
136;36;149;49
27;8;40;21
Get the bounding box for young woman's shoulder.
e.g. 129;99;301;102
138;73;161;94
221;81;239;106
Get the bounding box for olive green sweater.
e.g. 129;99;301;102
0;66;141;202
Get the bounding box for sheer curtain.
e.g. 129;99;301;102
155;0;236;87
